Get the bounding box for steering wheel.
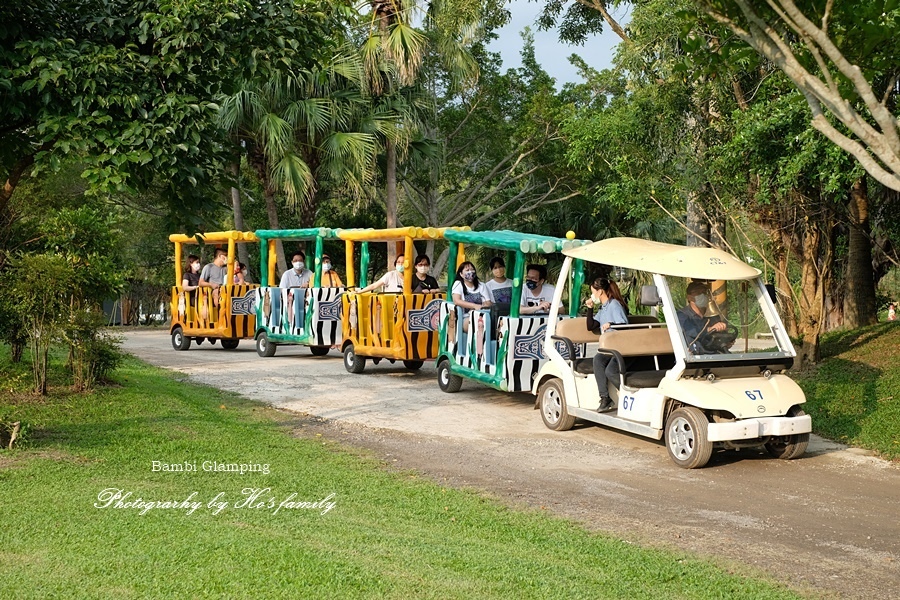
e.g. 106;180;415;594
703;323;739;353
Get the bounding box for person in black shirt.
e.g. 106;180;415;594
411;254;440;293
677;281;726;353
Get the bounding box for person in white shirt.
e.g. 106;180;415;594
520;263;557;315
451;261;491;331
280;250;313;288
483;256;513;305
359;254;405;293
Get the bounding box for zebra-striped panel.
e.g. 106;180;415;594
308;287;344;346
255;287;306;337
439;303;498;378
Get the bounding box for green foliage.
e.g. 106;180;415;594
0;0;348;214
1;253;75;394
796;323;900;459
64;309;124;391
0;354;801;598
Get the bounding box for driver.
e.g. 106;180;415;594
678;281;727;353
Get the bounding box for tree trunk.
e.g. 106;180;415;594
264;183;286;275
229;163;250;269
844;176;877;327
796;222;825;368
772;238;799;337
686;191;710;247
386;139;398;267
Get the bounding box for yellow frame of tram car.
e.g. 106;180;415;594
338;226;467;373
169;230;259;350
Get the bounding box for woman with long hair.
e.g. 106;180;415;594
584;277;629;412
451;261;491;332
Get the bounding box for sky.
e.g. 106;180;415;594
485;0;629;85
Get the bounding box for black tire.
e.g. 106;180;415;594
310;345;330;356
765;407;810;460
171;327;191;351
343;344;366;374
221;338;240;350
665;406;713;469
256;332;276;357
538;378;575;431
403;360;424;371
437;359;463;393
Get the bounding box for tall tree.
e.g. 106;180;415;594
0;0;344;248
694;0;900;191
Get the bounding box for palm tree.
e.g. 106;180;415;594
219;50;394;270
361;0;479;262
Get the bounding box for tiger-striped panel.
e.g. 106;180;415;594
171;285;257;339
341;292;442;360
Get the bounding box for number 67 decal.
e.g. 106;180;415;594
745;390;764;400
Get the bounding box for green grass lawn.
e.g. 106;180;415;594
0;350;800;599
797;322;900;460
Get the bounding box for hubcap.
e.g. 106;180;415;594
440;366;449;385
174;332;182;346
542;387;562;424
668;417;695;459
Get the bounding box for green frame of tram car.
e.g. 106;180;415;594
253;228;343;358
436;230;589;393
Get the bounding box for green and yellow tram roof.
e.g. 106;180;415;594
169;230;259;244
254;228;337;241
442;229;591;254
335;226;467;243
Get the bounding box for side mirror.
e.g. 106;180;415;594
765;284;777;305
640;285;660;306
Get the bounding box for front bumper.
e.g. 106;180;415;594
707;415;812;442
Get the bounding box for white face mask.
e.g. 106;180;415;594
416;265;429;275
293;261;304;271
694;293;709;309
191;262;200;272
396;264;404;273
322;263;331;272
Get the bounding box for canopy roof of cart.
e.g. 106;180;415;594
443;229;591;254
254;228;336;241
563;237;761;280
335;226;467;243
169;230;258;244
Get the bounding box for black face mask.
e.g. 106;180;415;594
525;280;538;290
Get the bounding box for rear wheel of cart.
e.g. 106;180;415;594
256;332;276;357
171;327;191;351
403;360;424;371
437;359;463;393
539;378;575;431
310;345;330;356
343;344;366;374
765;407;810;460
221;338;240;350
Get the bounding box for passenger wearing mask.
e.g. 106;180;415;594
520;264;557;315
484;257;512;304
451;261;491;332
182;254;202;300
411;254;439;293
585;278;629;412
280;251;313;288
319;254;343;287
359;255;406;293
